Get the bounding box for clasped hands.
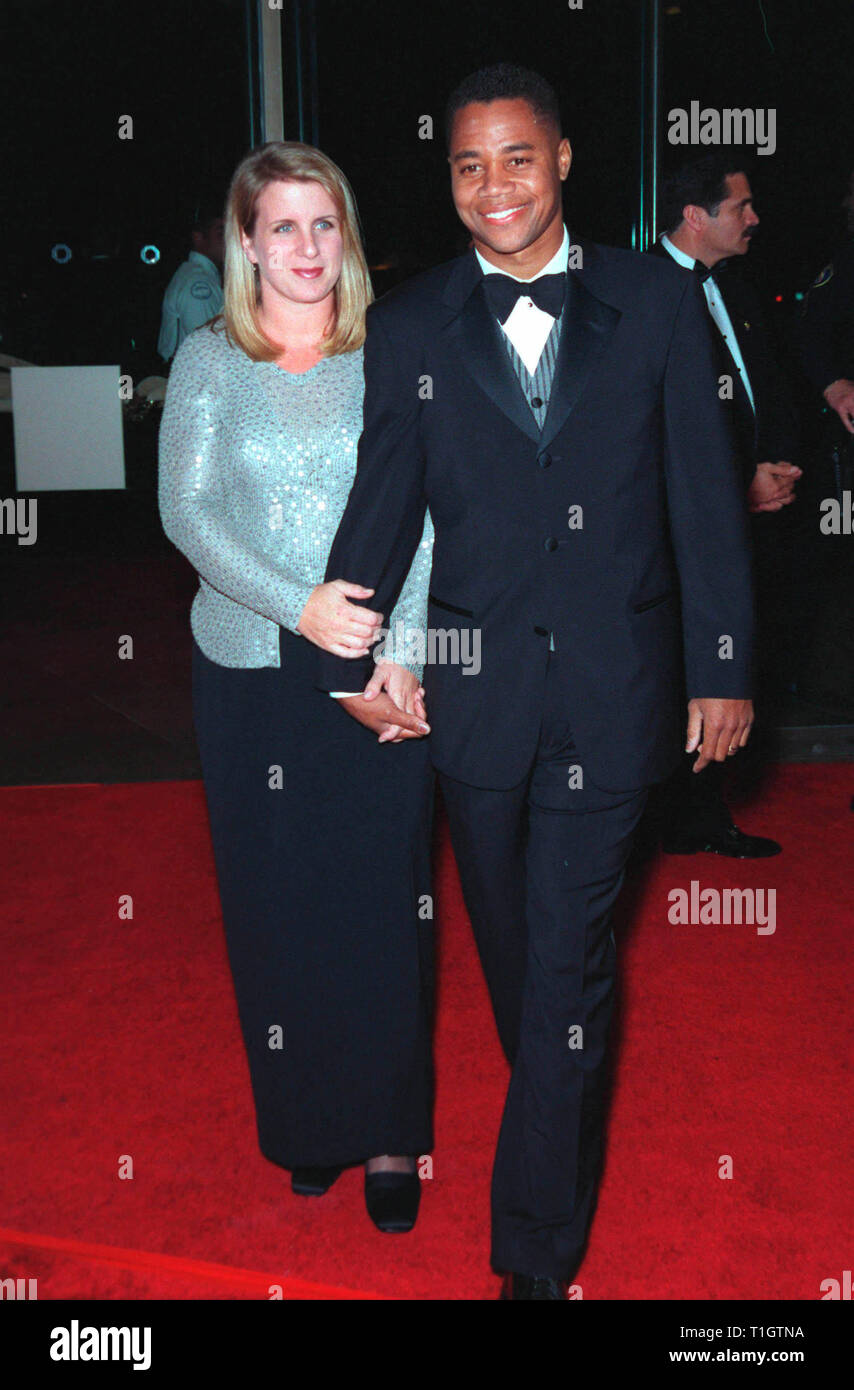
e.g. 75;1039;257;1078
298;578;430;743
747;460;801;513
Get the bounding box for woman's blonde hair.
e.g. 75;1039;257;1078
218;141;372;360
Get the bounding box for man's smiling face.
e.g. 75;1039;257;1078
449;97;571;274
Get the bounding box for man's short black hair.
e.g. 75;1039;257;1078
444;63;562;151
659;152;753;236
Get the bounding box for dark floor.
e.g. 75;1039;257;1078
2;414;853;786
1;481;202;785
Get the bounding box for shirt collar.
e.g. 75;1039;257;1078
475;225;570;281
659;233;698;271
660;234;725;285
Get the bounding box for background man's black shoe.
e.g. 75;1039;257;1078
662;823;782;858
291;1165;343;1196
364;1170;421;1232
500;1273;568;1300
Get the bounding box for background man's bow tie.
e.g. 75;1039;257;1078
483;271;566;324
693;259;714;282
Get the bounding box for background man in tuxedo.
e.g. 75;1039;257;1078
802;167;854;434
318;65;755;1299
653;154;800;857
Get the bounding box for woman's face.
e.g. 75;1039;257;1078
241;178;344;308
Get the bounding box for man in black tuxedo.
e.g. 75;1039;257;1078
652;153;800;857
318;65;755;1298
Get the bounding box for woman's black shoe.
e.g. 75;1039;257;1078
364;1169;421;1233
291;1164;343;1197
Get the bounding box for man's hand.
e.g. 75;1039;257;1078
824;378;854;434
686;697;754;772
297;580;383;656
338;686;430;744
747;461;801;513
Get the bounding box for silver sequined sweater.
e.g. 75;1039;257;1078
158;321;434;676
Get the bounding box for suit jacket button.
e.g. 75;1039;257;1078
537;451;552;468
544;536;558;552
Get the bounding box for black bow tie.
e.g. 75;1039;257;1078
694;259;714;282
483;271;566;323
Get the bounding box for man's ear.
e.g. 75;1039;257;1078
558;137;572;181
682;202;706;234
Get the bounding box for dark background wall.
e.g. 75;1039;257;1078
2;0;853;375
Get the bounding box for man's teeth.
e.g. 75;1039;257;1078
484;207;524;221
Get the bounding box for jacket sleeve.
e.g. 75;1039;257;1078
662;278;756;700
158;333;316;634
756;360;799;464
741;283;799;463
316;308;429;692
799;247;854;394
381;506;435;682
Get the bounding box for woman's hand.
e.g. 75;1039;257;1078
297;580;383;656
362;661;428;744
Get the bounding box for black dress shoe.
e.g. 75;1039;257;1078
291;1164;343;1197
662;823;781;858
364;1169;420;1233
500;1273;569;1300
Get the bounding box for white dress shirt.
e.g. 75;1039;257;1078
475;225;570;374
659;233;755;412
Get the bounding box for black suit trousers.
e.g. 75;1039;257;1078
439;645;648;1280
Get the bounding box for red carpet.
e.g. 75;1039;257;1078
0;766;850;1300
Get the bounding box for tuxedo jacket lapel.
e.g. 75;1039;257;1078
442;258;540;443
540;272;621;449
649;243;756;452
714;276;759;441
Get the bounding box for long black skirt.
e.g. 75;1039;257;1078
192;629;435;1169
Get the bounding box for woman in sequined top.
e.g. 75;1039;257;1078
159;142;436;1234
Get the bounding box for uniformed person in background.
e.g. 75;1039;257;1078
801;170;854;437
157;200;225;363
